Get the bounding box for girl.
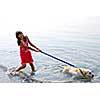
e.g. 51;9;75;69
14;31;41;75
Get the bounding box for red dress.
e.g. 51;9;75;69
20;38;33;64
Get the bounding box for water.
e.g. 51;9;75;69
0;32;100;83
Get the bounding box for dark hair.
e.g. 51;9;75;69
15;31;26;46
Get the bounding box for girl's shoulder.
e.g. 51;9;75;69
25;35;28;38
25;35;29;39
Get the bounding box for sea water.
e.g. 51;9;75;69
0;32;100;83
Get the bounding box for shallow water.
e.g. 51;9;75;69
0;32;100;83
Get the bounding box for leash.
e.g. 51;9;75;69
41;51;76;67
79;68;85;77
40;51;86;77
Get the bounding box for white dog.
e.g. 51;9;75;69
63;66;94;79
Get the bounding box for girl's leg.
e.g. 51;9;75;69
16;64;26;72
29;63;35;72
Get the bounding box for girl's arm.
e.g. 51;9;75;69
26;36;41;51
20;40;39;52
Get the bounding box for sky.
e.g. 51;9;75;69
0;0;100;38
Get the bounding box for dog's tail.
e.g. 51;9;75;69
58;65;64;69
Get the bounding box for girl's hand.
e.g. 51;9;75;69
36;48;42;52
35;49;42;52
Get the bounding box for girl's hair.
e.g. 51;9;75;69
15;31;26;46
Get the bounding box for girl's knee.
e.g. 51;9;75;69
29;63;33;66
22;64;26;68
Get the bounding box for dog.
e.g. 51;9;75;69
63;66;94;79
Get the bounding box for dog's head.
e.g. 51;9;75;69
80;68;94;79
